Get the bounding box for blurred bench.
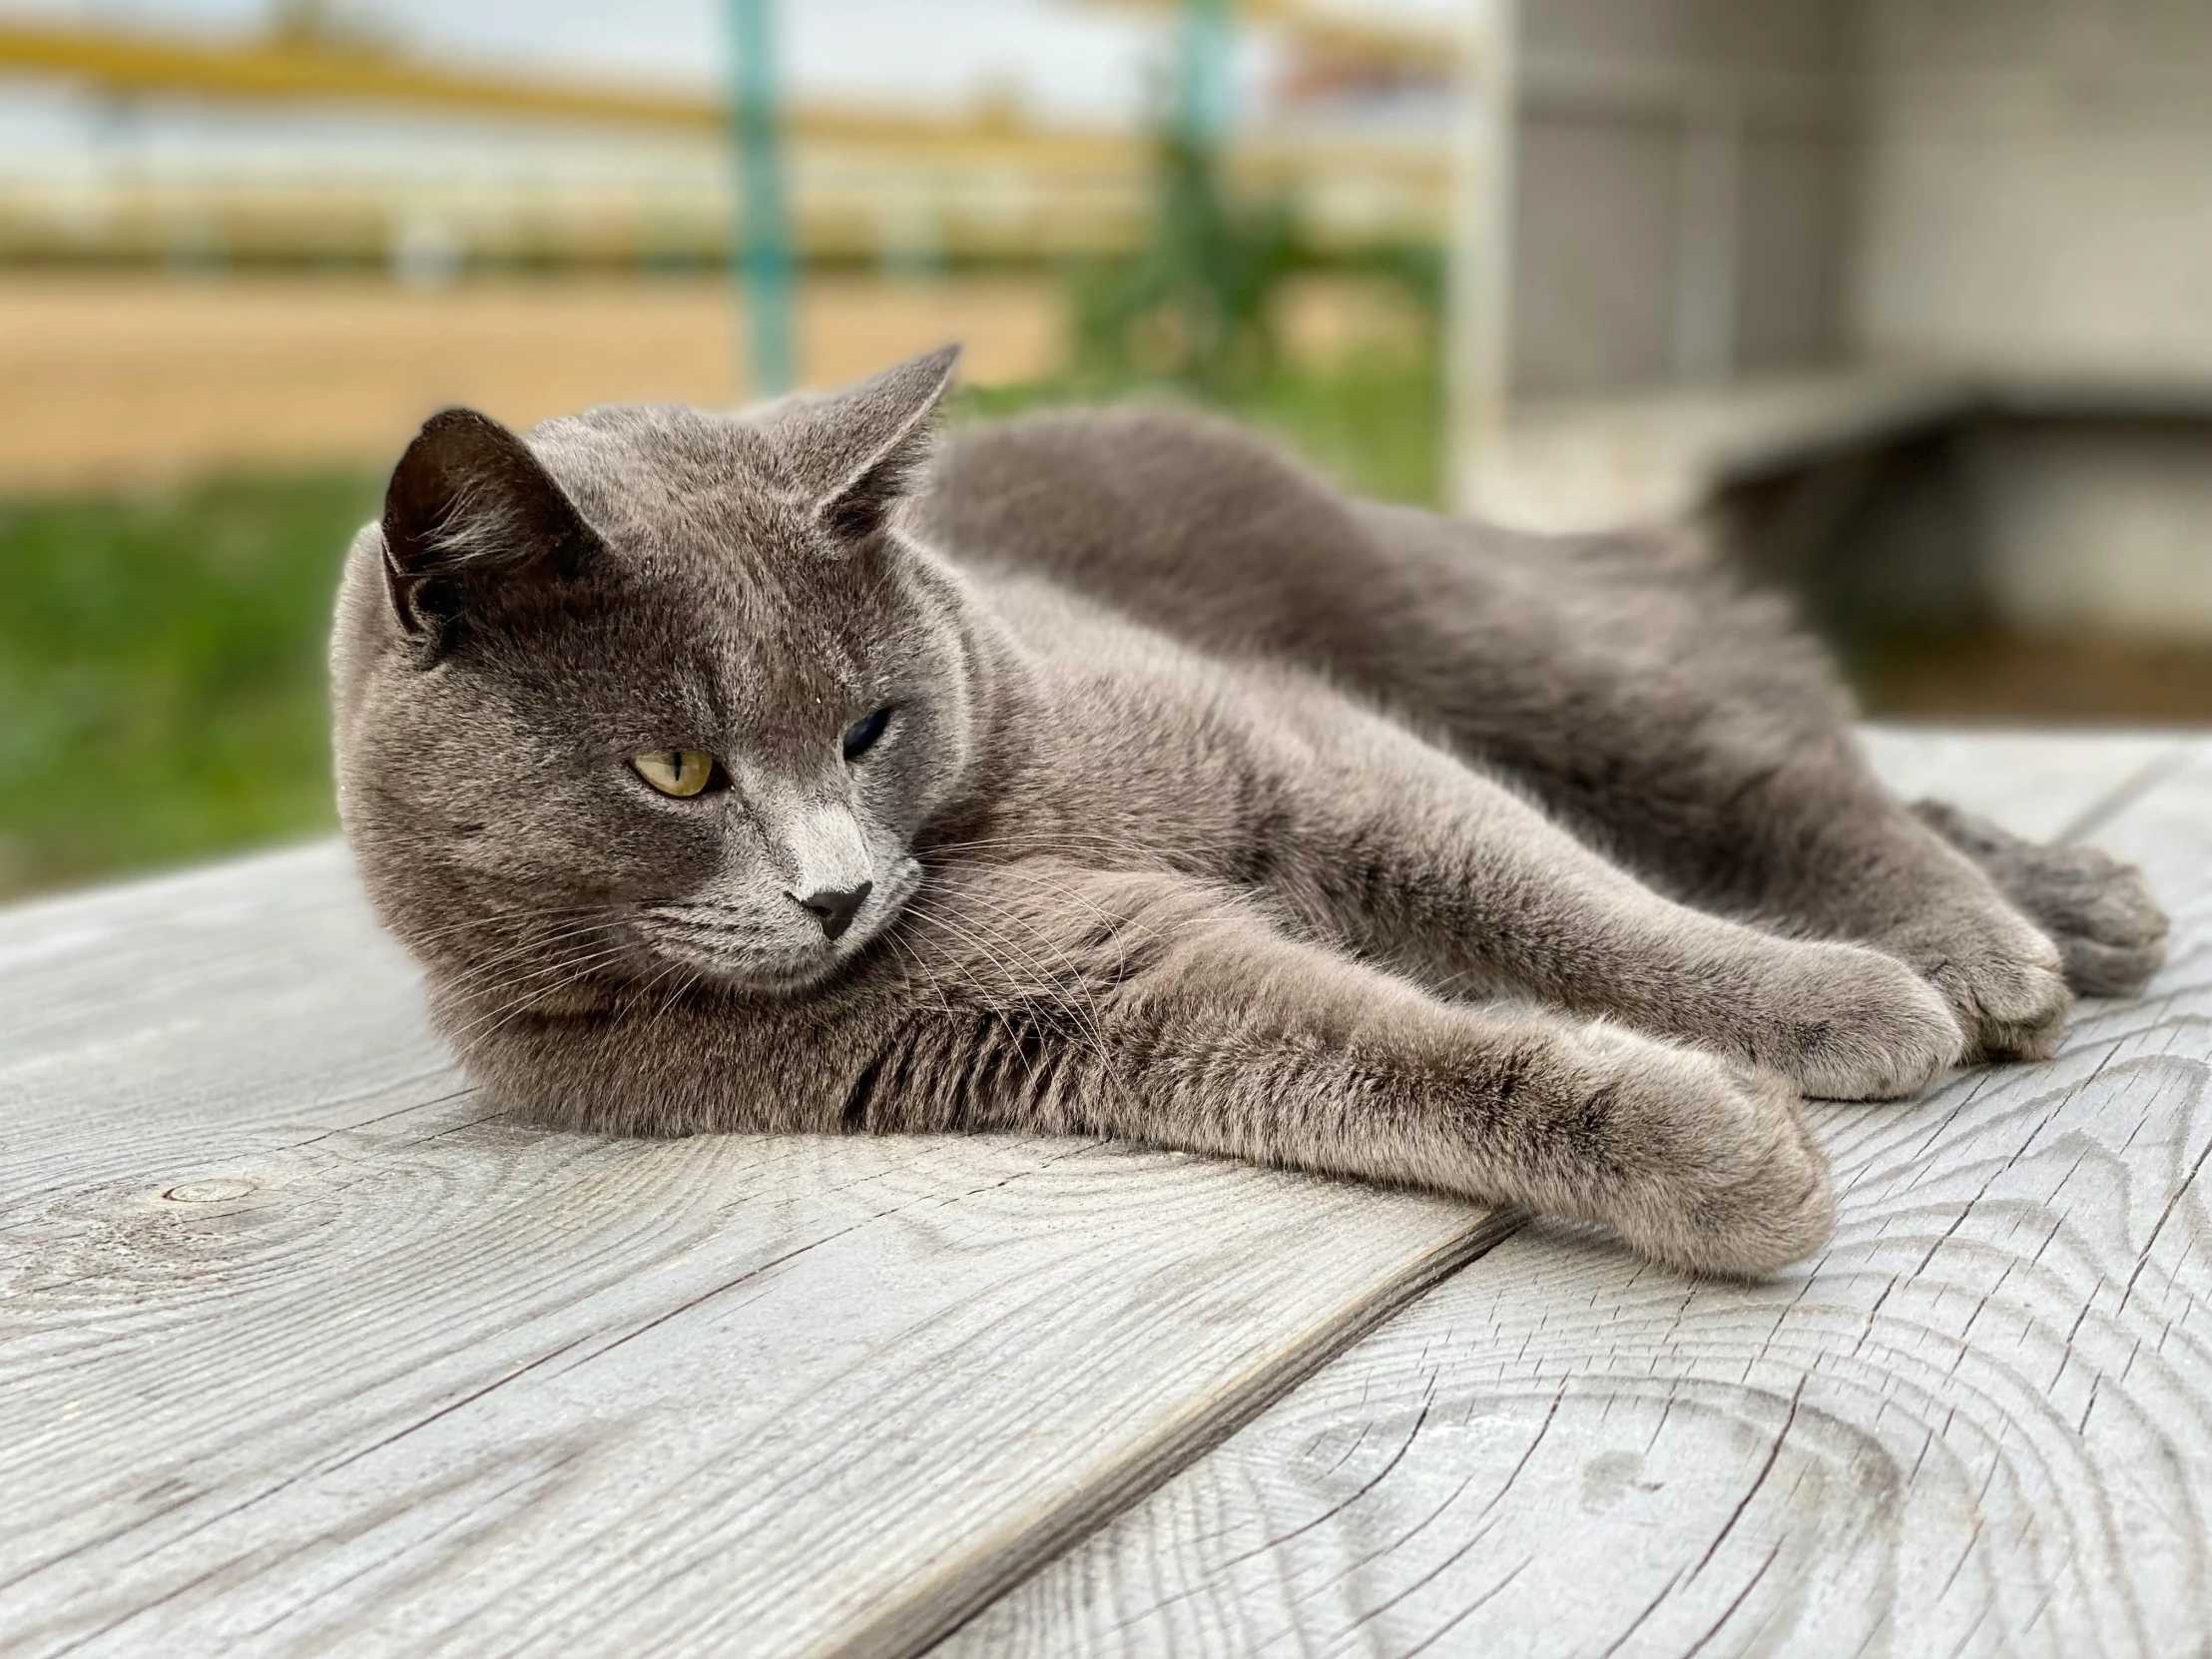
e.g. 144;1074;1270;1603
1462;365;2212;533
4;728;2209;1657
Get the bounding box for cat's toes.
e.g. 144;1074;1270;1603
1912;802;2169;999
1923;922;2072;1062
1739;943;1964;1100
2062;933;2169;999
1990;843;2169;997
1595;1047;1835;1278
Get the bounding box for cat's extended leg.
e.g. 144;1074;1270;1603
1223;707;1965;1101
872;860;1834;1278
920;418;2131;1056
1340;517;2098;1060
1521;735;2094;1060
1208;501;2115;1058
1912;800;2169;997
453;855;1828;1274
1586;735;2086;1062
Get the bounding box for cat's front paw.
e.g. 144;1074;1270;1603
1939;935;2072;1061
1732;941;1965;1101
1583;1037;1835;1278
1888;903;2072;1062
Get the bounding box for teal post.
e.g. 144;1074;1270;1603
1174;0;1235;152
1161;0;1237;382
728;0;796;396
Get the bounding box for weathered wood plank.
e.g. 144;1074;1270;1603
1856;724;2192;844
0;734;2173;1657
942;736;2212;1659
0;844;1507;1658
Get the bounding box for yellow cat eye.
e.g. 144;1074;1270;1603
632;749;716;798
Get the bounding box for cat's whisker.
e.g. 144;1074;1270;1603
375;896;599;948
967;892;1266;1096
439;957;623;1039
900;893;1121;1087
920;832;1145;864
429;916;634;1003
433;946;626;1020
942;911;1117;1092
623;942;702;1015
439;938;636;1034
922;828;1135;849
432;909;624;966
642;915;777;945
910;885;1105;1000
398;900;627;955
890;900;1062;1096
443;942;640;1049
947;896;1139;1069
879;928;961;1040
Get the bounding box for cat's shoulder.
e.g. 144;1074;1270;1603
932;400;1318;508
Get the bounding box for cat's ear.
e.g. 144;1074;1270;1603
380;408;599;649
783;344;959;543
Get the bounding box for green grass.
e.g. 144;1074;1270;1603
0;361;1441;901
0;471;378;898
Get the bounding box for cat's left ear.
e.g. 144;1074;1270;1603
784;344;959;543
380;407;600;653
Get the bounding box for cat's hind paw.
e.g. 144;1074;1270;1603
1915;801;2170;1000
2037;853;2170;996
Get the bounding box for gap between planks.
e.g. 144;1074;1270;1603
0;845;1514;1659
835;1208;1526;1659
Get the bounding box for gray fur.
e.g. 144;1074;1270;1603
330;348;2168;1279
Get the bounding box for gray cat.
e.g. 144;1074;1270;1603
330;346;2167;1278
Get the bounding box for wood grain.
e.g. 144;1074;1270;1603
0;844;1506;1658
942;736;2212;1659
0;735;2184;1659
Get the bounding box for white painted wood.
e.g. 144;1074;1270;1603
943;738;2212;1659
0;843;1505;1658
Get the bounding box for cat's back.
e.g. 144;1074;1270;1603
926;401;1777;647
919;404;1440;665
918;404;1815;765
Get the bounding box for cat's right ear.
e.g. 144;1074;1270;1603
781;344;960;544
380;408;598;654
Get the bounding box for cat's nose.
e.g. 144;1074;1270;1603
794;880;872;941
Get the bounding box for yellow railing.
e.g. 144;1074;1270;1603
0;18;1447;264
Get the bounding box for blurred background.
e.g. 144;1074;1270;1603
3;0;2211;899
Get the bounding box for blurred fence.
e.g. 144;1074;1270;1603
4;0;2212;903
0;16;1447;271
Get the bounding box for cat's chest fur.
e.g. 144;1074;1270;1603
942;568;1369;882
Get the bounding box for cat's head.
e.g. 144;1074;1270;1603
334;346;983;1003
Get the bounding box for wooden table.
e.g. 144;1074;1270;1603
5;730;2208;1658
